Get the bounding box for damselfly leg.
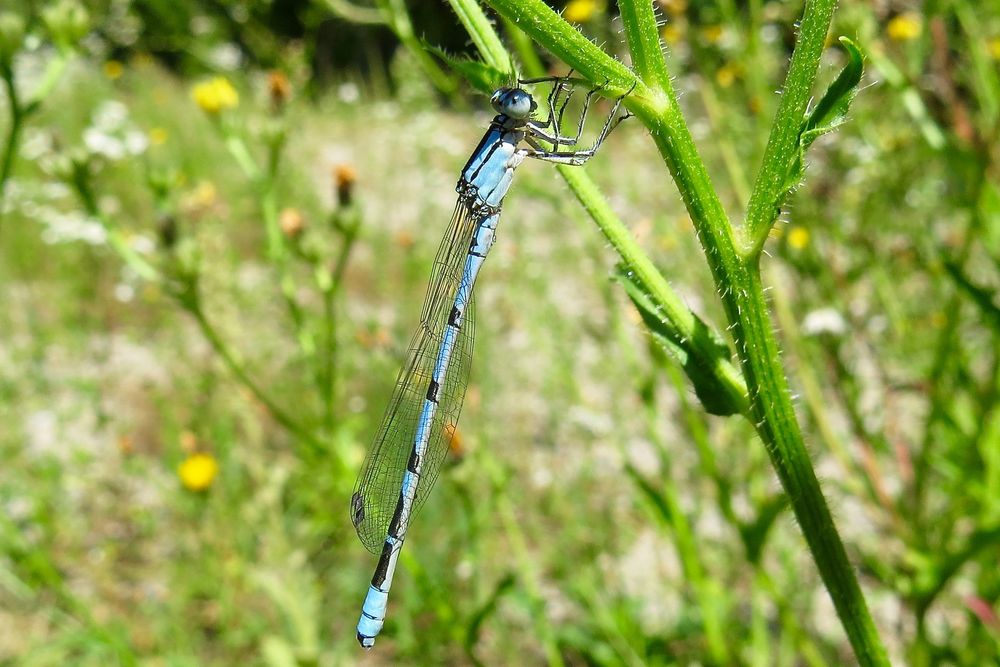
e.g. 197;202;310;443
523;81;636;165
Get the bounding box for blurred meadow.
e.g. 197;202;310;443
2;0;1000;665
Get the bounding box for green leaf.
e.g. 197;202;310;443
781;37;865;194
426;45;511;95
624;463;673;526
617;266;741;417
741;493;789;564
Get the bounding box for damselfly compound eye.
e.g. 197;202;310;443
491;87;536;119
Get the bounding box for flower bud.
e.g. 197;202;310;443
267;70;291;110
157;212;178;249
41;0;90;53
279;207;305;239
333;164;357;207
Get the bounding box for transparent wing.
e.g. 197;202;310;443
351;202;479;553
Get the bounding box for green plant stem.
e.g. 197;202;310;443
447;0;510;73
742;0;838;250
616;0;671;92
501;16;545;79
629;0;887;660
483;0;645;100
223;129;314;356
0;66;24;225
320;209;360;434
481;0;889;662
558;166;748;414
71;165;161;282
1;51;71;222
185;290;322;451
375;0;457;95
321;0;384;25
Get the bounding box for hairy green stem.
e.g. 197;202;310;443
558;166;748;413
480;0;889;662
742;0;838;250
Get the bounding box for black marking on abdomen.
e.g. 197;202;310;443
448;306;461;328
386;492;406;540
372;539;395;587
407;449;421;473
427;380;440;403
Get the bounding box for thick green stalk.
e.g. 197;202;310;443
624;2;886;662
482;0;889;662
483;0;643;99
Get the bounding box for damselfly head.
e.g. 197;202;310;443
490;87;536;120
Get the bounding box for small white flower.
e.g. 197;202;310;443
93;100;129;132
801;307;848;336
83;127;126;160
124;129;149;155
20;128;54;160
130;234;155;255
113;283;135;303
338;82;360;104
207;42;242;70
38;208;107;245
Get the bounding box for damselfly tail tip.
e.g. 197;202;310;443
357;632;375;649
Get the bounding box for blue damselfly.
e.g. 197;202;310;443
351;74;632;648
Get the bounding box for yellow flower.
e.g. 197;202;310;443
178;452;219;491
191;76;239;115
787;226;810;250
659;0;687;17
700;24;723;44
103;59;124;80
887;13;922;42
716;62;738;88
191;180;217;207
988;37;1000;61
564;0;599;23
148;127;168;146
661;23;683;45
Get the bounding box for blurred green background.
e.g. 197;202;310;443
2;0;1000;664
